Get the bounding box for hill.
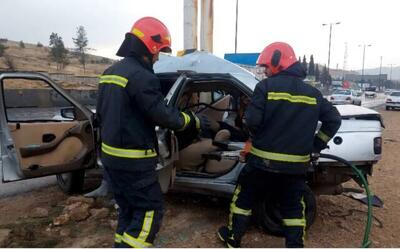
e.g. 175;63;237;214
0;39;114;77
358;66;400;81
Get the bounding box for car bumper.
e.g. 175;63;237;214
331;100;352;105
386;102;400;108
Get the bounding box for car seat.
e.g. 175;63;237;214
175;129;231;172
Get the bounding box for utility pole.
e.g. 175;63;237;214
378;56;382;90
322;22;341;74
388;64;396;81
234;0;239;53
359;44;372;84
342;42;348;80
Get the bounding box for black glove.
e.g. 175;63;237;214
195;113;212;138
175;112;210;150
313;136;328;154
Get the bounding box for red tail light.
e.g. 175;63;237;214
374;137;382;154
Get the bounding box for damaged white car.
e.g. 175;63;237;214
0;52;383;234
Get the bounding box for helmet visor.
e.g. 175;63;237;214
160;46;172;54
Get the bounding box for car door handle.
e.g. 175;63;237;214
42;133;56;143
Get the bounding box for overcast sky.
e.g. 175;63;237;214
1;0;398;72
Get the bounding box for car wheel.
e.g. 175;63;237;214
253;185;317;236
386;106;390;111
56;169;85;194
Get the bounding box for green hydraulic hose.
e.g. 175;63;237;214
319;153;372;248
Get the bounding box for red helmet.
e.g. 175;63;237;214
130;17;172;55
256;42;297;75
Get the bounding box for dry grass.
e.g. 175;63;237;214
0;40;113;77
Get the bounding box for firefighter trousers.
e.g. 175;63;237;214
227;157;307;248
105;166;164;248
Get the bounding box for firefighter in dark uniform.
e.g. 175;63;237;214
96;17;205;248
217;42;342;248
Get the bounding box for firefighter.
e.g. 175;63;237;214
97;17;206;248
217;42;342;248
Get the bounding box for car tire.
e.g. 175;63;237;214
253;185;317;236
56;169;85;194
386;106;390;111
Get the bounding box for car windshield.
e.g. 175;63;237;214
390;92;400;96
333;90;351;95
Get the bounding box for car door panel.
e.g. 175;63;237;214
7;121;93;176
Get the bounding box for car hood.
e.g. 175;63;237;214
154;51;259;90
387;95;400;100
335;104;378;116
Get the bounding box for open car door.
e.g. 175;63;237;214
0;72;96;182
156;73;188;193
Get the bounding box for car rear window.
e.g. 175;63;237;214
390;92;400;96
333;90;350;95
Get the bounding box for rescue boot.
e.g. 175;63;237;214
218;210;252;248
217;226;240;248
84;179;110;198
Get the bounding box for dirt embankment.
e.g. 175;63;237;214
0;108;399;247
0;40;112;76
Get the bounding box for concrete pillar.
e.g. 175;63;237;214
200;0;213;52
184;0;198;50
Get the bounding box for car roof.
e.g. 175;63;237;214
154;51;259;90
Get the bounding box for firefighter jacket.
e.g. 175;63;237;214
245;62;341;174
97;55;191;171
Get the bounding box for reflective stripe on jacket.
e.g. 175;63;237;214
97;55;188;170
245;62;341;174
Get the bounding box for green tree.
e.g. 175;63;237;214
73;26;89;73
49;32;69;70
308;55;315;76
315;64;320;82
320;66;332;88
0;43;8;57
302;55;307;72
37;42;43;47
19;40;25;48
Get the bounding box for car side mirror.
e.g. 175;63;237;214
60;107;76;120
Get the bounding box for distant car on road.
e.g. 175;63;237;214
365;86;377;98
385;89;393;95
329;89;362;105
386;91;400;110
